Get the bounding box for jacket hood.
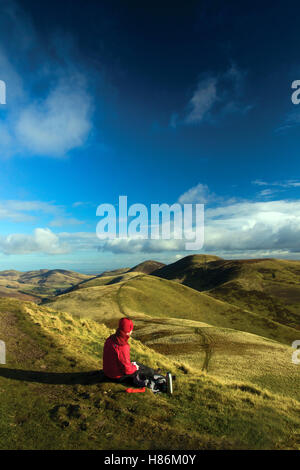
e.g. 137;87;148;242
118;318;134;333
113;318;134;346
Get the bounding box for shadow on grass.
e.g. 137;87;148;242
0;368;112;385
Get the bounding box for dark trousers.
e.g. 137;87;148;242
135;362;156;379
113;362;156;384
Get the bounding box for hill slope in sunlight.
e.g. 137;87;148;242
45;272;298;346
129;260;166;274
55;260;165;296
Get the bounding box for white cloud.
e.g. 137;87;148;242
72;201;87;207
0;200;84;226
252;179;300;199
0;2;94;158
178;182;237;206
184;77;218;125
0;200;59;223
252;180;269;186
97;197;300;257
16;79;92;157
204;200;300;253
178;183;216;204
101;237;185;254
252;179;300;188
2;189;300;259
49;217;85;227
258;189;276;198
72;201;94;208
276;110;300;133
0;228;69;255
179;64;251;126
59;231;99;251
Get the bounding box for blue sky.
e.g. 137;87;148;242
1;0;300;273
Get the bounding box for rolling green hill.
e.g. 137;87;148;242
152;256;300;330
46;273;298;346
55;260;165;296
58;271;140;293
0;296;299;450
129;260;166;274
97;267;130;277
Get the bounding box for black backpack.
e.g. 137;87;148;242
133;372;167;393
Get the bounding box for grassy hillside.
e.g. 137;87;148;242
129;260;166;274
0;269;92;301
53;260;165;296
152;256;300;330
97;267;130;277
58;271;140;293
45;282;123;325
46;273;299;346
117;275;298;346
0;296;299;450
132;317;300;402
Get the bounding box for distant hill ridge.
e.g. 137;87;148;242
0;268;92;301
1;254;300;332
55;260;165;296
129;260;166;274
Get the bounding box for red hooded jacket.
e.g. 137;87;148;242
103;318;137;379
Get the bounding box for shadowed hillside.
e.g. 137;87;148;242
151;254;223;283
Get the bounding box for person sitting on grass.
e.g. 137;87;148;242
102;317;159;384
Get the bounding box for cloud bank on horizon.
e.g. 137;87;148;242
1;183;300;262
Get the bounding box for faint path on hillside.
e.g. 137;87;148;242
194;327;215;372
116;274;146;317
116;275;215;372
